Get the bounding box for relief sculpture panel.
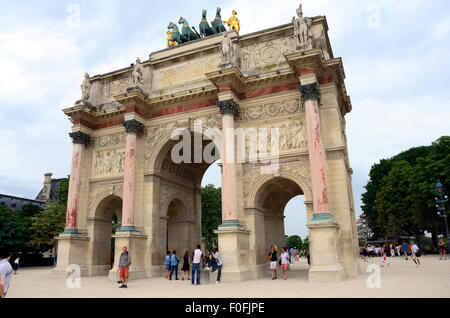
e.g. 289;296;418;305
93;149;126;176
241;36;297;74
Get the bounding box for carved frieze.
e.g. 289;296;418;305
93;132;126;148
93;149;125;176
241;36;297;73
240;99;303;122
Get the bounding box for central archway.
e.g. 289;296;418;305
247;172;313;279
88;194;122;276
148;126;222;274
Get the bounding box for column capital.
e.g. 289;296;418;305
123;119;144;135
69;131;91;145
299;82;320;102
217;99;240;116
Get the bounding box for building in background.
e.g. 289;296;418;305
0;173;63;210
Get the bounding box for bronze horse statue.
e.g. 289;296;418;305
178;17;200;42
199;9;215;37
211;7;226;34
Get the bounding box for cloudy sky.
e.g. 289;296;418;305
0;0;449;238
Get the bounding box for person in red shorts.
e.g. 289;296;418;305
118;246;131;288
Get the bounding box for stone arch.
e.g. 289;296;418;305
146;120;222;175
247;170;312;209
166;197;194;255
87;194;123;276
88;185;123;219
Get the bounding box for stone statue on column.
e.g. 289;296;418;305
292;3;313;49
220;32;234;68
132;57;144;88
80;72;91;104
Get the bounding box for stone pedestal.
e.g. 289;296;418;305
215;226;252;282
307;213;345;282
108;231;148;281
51;234;89;278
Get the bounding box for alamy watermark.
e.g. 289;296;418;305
366;264;381;288
67;4;81;29
66;264;81;288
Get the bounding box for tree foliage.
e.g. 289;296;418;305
286;235;302;249
361;136;450;244
0;204;40;254
201;184;222;249
28;178;69;252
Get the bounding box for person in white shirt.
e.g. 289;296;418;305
211;248;223;284
280;247;290;280
410;243;421;268
0;245;13;298
13;257;20;275
191;245;203;285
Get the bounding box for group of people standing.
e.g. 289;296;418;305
361;240;424;268
268;245;310;280
164;245;223;285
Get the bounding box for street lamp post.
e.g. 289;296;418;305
435;180;449;252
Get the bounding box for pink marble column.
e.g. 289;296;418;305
120;119;144;232
217;99;240;226
64;131;90;234
300;82;331;218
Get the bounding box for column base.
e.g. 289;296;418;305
62;228;80;235
307;212;345;282
51;233;89;278
117;225;138;232
218;220;243;228
214;226;252;283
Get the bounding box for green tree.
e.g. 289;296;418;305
28;177;69;252
375;161;417;238
0;204;38;254
286;235;302;249
362;136;449;242
201;184;222;249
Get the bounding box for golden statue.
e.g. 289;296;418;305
167;30;178;48
225;10;240;34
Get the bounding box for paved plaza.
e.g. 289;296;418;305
6;255;450;298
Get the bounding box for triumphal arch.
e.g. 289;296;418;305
53;4;359;282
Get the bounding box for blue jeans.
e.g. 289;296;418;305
191;263;201;284
214;264;222;282
170;265;178;280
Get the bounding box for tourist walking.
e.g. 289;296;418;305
118;246;131;288
439;239;447;260
402;241;409;260
192;245;203;285
280;247;289;280
164;251;171;279
211;248;223;284
389;244;394;257
306;248;310;266
12;257;20;275
268;245;278;280
409;242;421;268
181;251;191;281
169;250;180;280
396;244;401;256
380;250;390;267
289;247;295;264
363;245;369;262
0;245;13;298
